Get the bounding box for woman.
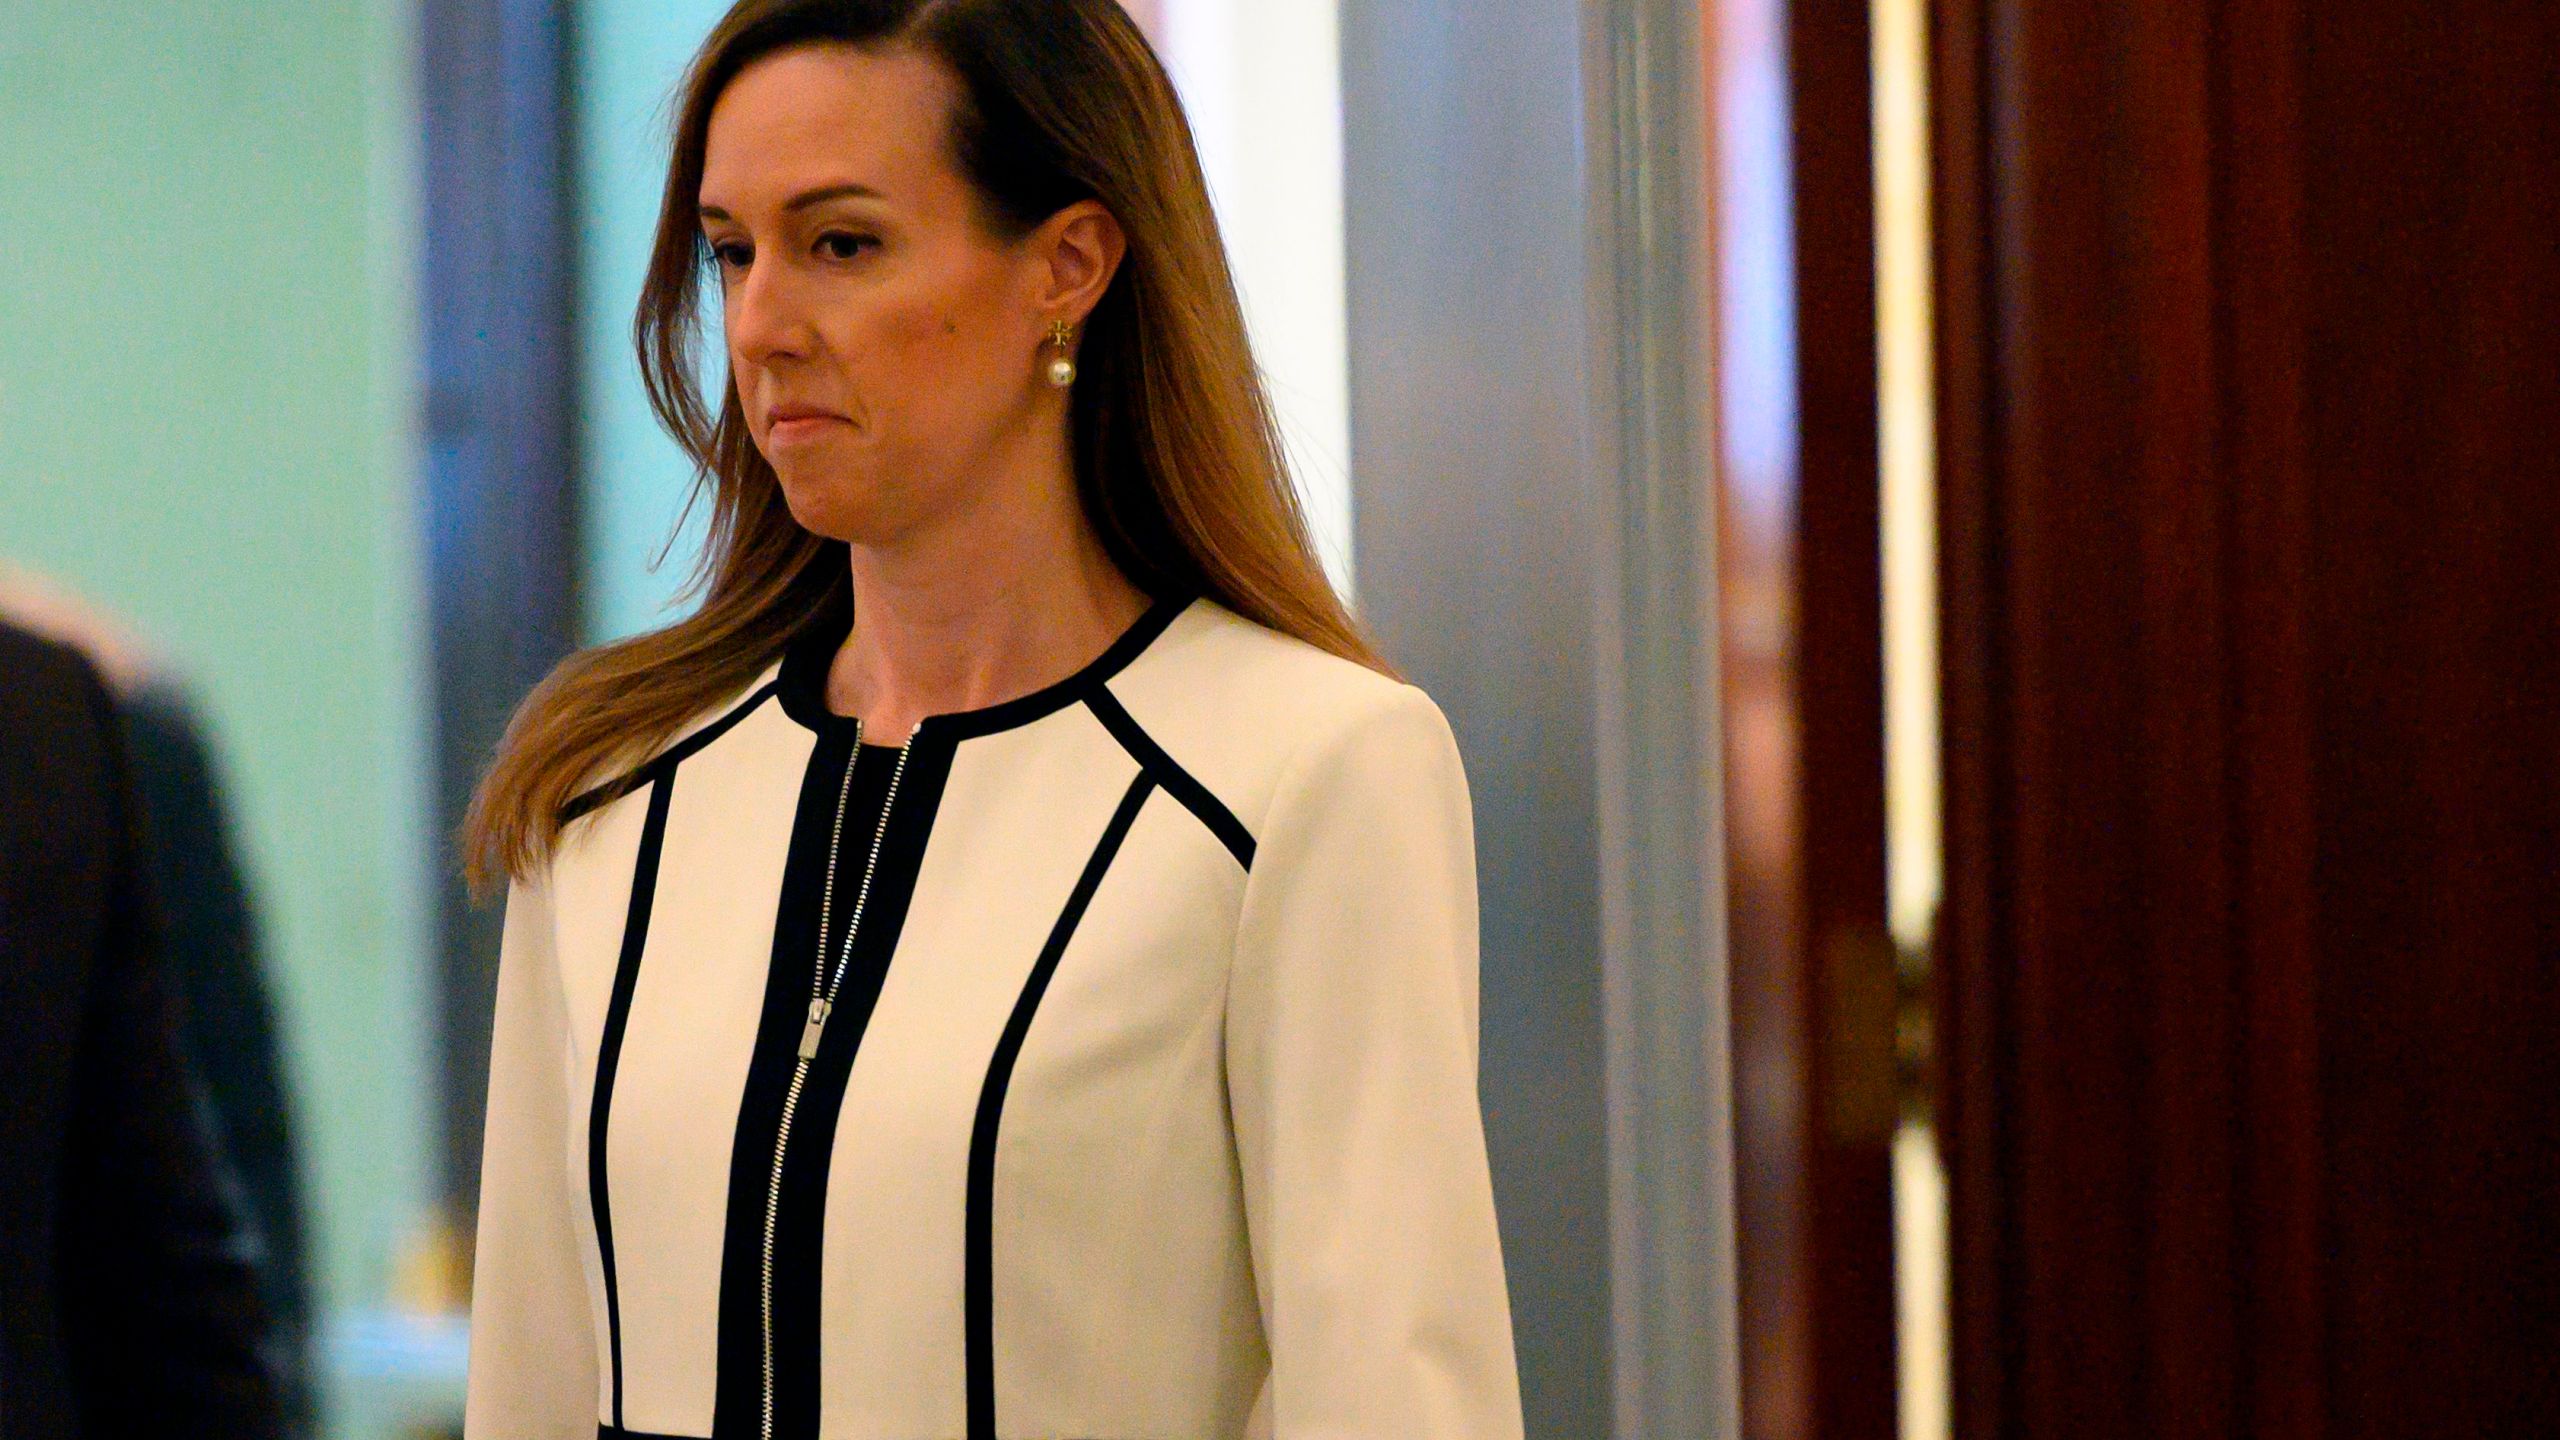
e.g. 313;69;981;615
461;2;1521;1437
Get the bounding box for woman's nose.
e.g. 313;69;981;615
726;259;814;365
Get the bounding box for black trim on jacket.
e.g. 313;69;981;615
711;732;958;1436
964;773;1159;1439
587;772;673;1430
774;595;1189;741
561;681;783;824
1085;684;1257;869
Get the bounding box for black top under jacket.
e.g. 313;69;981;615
0;619;286;1440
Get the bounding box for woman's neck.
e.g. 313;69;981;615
826;467;1150;744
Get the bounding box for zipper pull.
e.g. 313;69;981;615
798;997;833;1060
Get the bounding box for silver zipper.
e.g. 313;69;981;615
763;721;920;1440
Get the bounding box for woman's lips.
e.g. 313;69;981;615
767;414;845;447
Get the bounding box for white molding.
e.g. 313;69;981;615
1582;0;1743;1431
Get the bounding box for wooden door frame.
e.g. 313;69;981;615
1708;0;1901;1436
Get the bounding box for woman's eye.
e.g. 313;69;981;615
818;231;878;261
706;240;750;270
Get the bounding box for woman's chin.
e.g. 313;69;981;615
773;463;887;544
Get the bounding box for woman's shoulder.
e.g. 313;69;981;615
556;651;793;826
1137;596;1437;727
1102;599;1461;838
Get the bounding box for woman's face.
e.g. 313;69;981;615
698;43;1059;544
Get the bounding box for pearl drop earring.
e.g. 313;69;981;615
1046;320;1077;388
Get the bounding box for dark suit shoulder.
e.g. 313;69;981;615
0;618;290;1434
0;617;121;878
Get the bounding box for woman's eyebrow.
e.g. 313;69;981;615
699;182;884;222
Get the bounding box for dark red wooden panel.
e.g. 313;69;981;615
1931;0;2560;1435
1715;0;1898;1436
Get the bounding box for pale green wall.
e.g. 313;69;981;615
579;0;733;642
0;0;431;1406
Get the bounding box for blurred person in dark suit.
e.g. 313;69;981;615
0;615;287;1437
0;567;317;1433
117;692;315;1416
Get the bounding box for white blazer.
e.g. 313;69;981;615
463;596;1523;1440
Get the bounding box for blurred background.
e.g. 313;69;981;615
5;0;2550;1437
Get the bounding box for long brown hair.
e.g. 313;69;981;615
462;0;1387;891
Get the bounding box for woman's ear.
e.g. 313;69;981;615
1037;199;1127;324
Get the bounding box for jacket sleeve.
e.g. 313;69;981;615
124;683;318;1430
1224;684;1525;1438
56;656;288;1437
464;871;600;1439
